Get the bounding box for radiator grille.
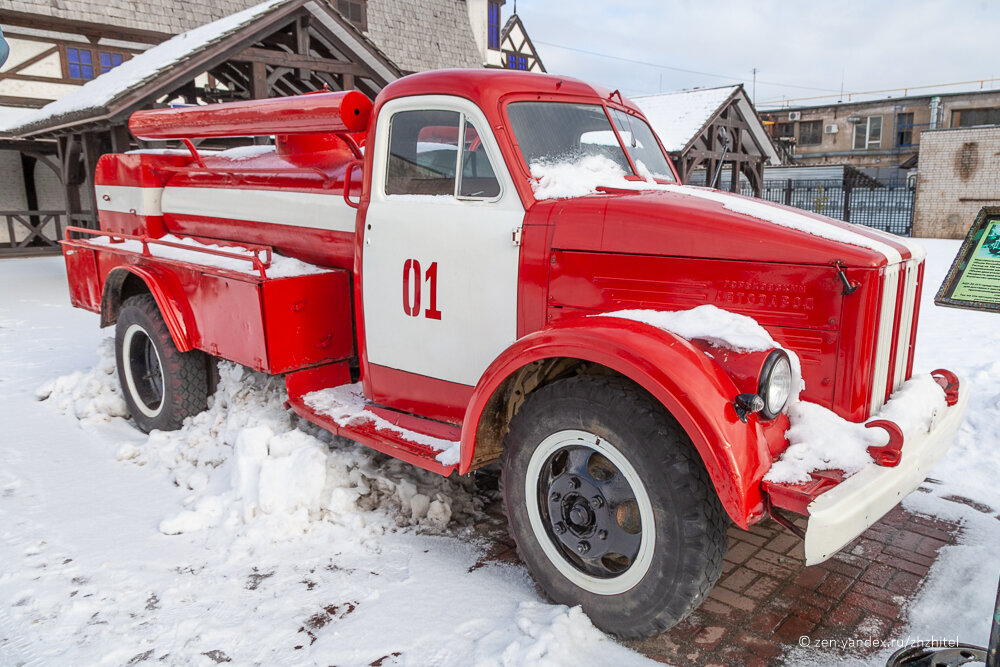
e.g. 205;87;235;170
869;259;920;414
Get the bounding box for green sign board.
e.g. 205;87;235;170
936;206;1000;312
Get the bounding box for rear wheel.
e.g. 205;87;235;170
500;375;728;638
115;294;208;433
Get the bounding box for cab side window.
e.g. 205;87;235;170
460;121;501;198
385;109;500;199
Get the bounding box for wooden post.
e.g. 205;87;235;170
110;125;132;154
296;16;311;81
80;131;102;229
57;135;82;230
251;61;268;99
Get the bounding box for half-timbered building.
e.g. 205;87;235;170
0;0;545;254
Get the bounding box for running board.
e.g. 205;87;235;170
285;364;460;476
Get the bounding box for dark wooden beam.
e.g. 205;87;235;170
0;11;169;44
296;15;311;80
0;73;71;85
80;132;102;229
0;95;49;109
238;48;368;75
251;61;268;99
110;125;132;153
57;136;81;228
0;46;59;81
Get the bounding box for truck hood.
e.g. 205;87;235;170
547;185;921;268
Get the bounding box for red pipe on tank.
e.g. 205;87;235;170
129;90;372;140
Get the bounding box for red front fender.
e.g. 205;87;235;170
460;316;778;528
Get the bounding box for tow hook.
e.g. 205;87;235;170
931;368;960;406
866;419;904;467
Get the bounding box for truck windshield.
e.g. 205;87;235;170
506;101;675;182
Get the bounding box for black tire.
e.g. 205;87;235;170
115;294;208;433
499;375;728;639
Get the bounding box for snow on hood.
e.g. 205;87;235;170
529;155;659;200
660;184;926;264
527;156;922;263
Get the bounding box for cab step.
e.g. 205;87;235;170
284;365;460;476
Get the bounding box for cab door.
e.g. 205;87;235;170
361;95;524;412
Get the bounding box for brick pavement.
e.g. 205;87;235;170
473;485;969;666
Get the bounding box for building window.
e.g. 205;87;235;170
853;115;882;150
506;53;527;70
99;52;124;74
337;0;367;29
488;1;501;49
66;47;94;80
896;112;914;146
799;120;822;146
953;108;1000;127
64;46;128;80
773;122;794;139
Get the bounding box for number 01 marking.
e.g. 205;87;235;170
402;259;442;320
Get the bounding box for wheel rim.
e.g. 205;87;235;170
524;429;655;595
122;323;164;419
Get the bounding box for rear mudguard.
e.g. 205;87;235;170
100;265;195;352
461;316;777;528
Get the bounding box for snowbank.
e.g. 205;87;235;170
38;345;476;535
34;338;129;422
87;233;329;279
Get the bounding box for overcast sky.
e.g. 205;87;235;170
512;0;1000;108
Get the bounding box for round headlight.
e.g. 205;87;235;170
758;350;792;419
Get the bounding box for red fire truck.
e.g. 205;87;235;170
60;69;967;638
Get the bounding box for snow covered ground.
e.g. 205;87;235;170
0;240;997;665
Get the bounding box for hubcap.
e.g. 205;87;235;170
525;430;655;596
122;324;164;418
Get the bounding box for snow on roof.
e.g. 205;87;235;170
632;85;739;152
0;106;34;133
8;0;292;136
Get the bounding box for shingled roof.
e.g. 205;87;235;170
2;0;263;39
366;0;481;72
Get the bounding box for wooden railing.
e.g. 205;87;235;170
0;210;72;255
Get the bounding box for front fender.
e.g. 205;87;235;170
101;265;195;352
461;316;776;528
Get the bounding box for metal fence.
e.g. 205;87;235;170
740;179;915;236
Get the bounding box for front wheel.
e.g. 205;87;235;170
500;376;728;638
115;294;208;433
